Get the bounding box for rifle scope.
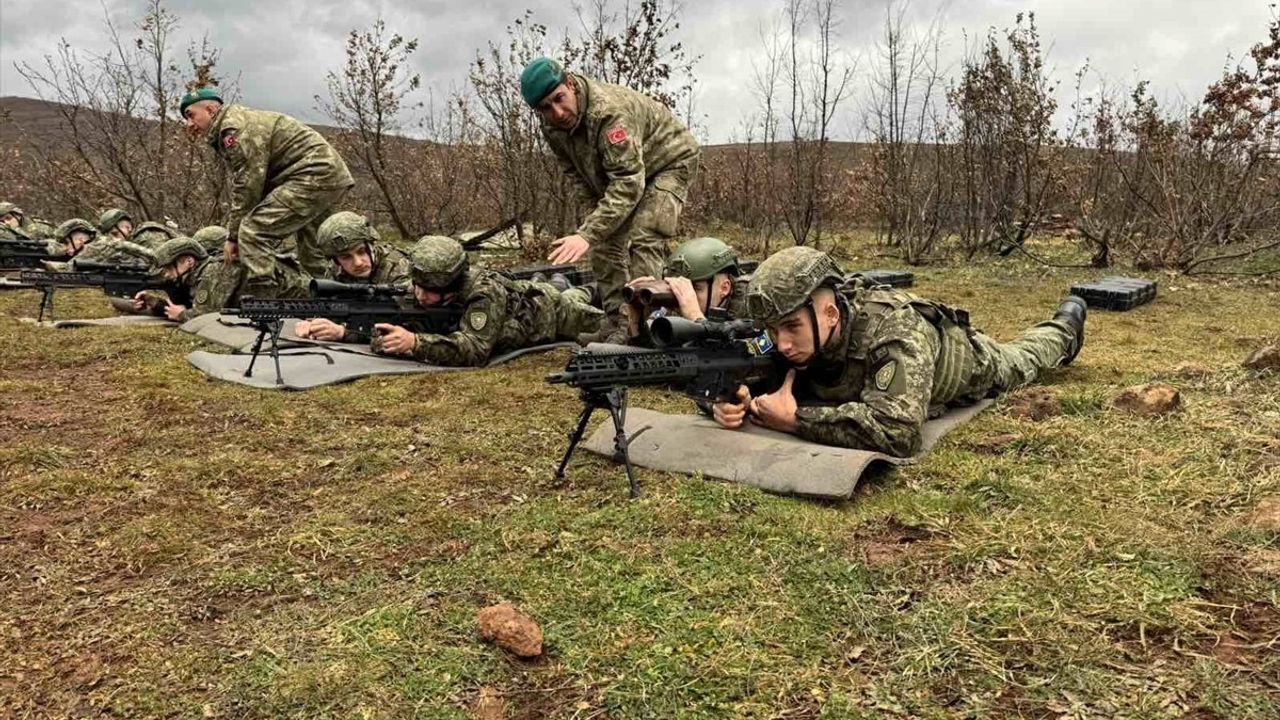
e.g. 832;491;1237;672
651;316;761;348
310;278;408;299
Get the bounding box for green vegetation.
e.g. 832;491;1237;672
2;236;1277;718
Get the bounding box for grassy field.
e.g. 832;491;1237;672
1;237;1278;719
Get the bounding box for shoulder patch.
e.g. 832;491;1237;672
873;360;897;392
606;126;628;145
467;311;488;332
221;132;237;149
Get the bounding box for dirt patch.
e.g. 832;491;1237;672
1243;496;1280;532
1006;387;1062;421
969;432;1025;455
853;519;938;568
1242;344;1280;371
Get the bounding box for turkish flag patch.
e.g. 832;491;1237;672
606;126;628;145
222;133;237;149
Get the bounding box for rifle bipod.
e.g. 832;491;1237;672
242;319;335;386
554;386;641;498
36;287;56;322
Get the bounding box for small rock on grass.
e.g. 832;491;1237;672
476;603;543;658
1243;344;1280;372
1171;362;1213;378
1113;383;1181;416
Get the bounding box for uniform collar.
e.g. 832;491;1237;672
205;104;230;148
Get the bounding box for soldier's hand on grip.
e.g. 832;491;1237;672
712;384;753;429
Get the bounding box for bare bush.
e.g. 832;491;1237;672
14;0;229;228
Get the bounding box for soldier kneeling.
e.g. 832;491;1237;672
711;247;1087;457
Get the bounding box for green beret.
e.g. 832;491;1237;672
180;87;223;114
520;57;565;108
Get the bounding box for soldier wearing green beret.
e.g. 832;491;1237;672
180;86;354;297
294;211;413;343
710;247;1088;456
371;235;604;366
145;235;310;322
520;57;701;344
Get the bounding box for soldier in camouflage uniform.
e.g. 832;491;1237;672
710;247;1087;457
372;235;604;366
99;208;180;250
180;87;354;295
43;218;155;269
145;236;310;322
625;236;750;345
520;57;701;343
192;225;230;254
295;211;413;343
1;203;55;241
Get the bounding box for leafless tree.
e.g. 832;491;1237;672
14;0;230;227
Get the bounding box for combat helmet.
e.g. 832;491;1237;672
55;218;98;241
191;225;230;253
665;237;739;281
408;235;468;289
317;211;380;257
153;237;208;267
745;246;843;325
0;202;24;219
98;208;132;234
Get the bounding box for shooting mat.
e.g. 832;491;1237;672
579;402;993;499
18;314;176;328
186;341;576;391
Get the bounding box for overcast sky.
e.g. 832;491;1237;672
0;0;1273;143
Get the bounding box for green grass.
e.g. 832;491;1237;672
1;235;1278;719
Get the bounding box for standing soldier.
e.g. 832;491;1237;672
179;87;354;296
520;57;701;343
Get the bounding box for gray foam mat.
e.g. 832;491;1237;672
187;341;575;391
580;402;992;499
18;315;176;328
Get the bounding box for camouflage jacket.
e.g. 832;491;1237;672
174;255;309;322
129;221;180;250
541;74;700;244
393;269;587;367
335;241;411;287
336;242;412;343
762;286;979;457
47;238;155;269
206;104;355;242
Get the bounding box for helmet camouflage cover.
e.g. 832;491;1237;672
98;208;132;234
745;246;844;325
55;218;97;241
408;235;468;289
317;211;379;257
153;236;208;266
664;237;739;281
191;225;230;252
0;202;24;218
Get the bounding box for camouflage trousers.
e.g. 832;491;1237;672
590;171;691;318
237;184;348;295
969;320;1074;396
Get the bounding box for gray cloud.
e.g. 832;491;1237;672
1;0;1272;142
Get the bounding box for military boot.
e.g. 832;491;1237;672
577;313;627;345
1052;295;1087;366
